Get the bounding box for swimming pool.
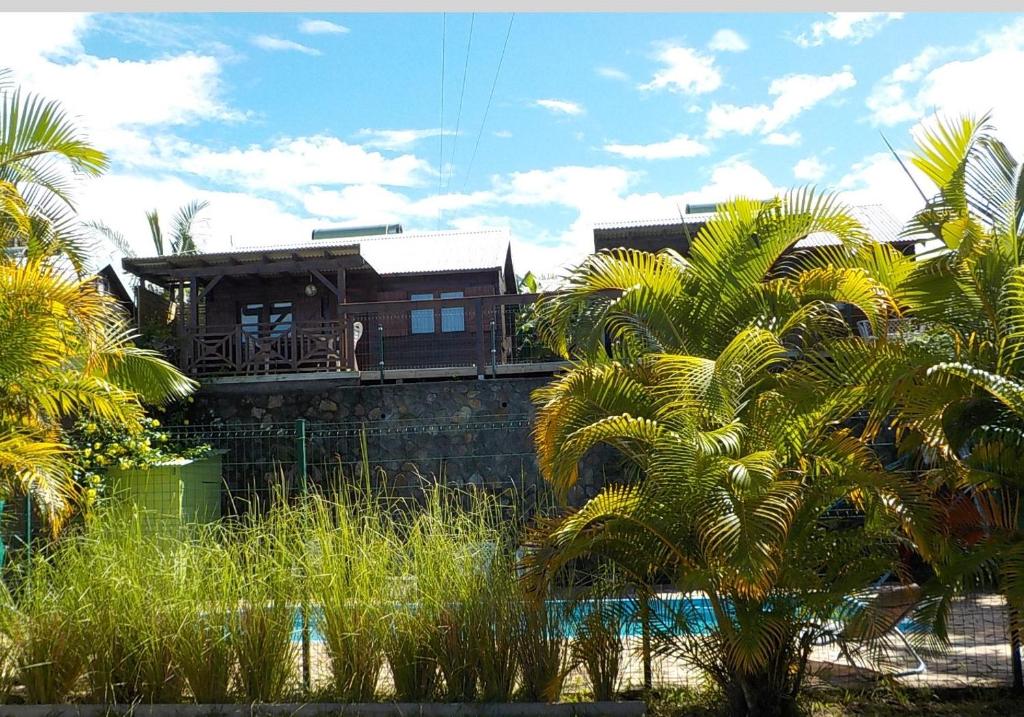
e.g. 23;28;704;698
293;595;920;643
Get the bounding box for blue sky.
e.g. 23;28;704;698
3;12;1023;276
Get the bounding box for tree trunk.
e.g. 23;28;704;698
724;675;798;717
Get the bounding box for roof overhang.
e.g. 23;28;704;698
122;244;369;286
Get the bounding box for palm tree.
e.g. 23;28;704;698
811;114;1024;689
524;193;927;716
0;71;197;527
0;259;197;527
0;70;108;273
531;190;894;364
87;200;209;259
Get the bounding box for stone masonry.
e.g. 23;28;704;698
190;376;621;508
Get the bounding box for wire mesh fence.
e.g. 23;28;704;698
0;415;1018;696
163;414;551;518
159;418;1022;691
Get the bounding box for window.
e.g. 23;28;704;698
441;291;465;332
410;293;434;334
239;301;294;336
240;303;263;336
268;302;293;336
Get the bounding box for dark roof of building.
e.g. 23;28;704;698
95;264;134;310
593;204;909;250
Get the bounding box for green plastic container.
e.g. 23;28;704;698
107;450;224;529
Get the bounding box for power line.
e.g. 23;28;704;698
437;12;446;229
444;12;475;194
460;13;515;196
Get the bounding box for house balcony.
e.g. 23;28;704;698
180;294;564;383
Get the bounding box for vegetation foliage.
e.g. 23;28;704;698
1;56;1022;717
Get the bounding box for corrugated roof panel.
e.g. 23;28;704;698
295;228;511;275
593;205;907;247
123;228;512;278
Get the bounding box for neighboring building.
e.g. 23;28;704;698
593;203;915;337
593;203;915;257
94;264;135;318
121;227;546;381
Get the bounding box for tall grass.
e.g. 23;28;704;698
0;482;617;705
516;597;573;702
173;533;236;703
2;559;88;703
301;495;388;701
229;507;298;703
572;594;625;701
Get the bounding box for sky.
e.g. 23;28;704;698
2;12;1023;279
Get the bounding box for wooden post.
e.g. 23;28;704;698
474;296;486;379
176;281;189;372
189;276;198;328
337;268;346;373
343;311;356;372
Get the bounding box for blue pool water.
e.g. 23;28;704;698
292;596;920;643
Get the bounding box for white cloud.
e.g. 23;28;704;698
0;15;241;163
85;155;783;278
493;130;512;139
356;128;452;150
706;104;770;137
500;166;636;208
298;19;349;35
837;151;932;228
534;99;585;116
865;20;1024;154
793;156;828;181
707;69;856;138
251;35;321;56
914;50;1024;154
763;131;802;146
795;13;904;48
175;136;431;193
597;67;630;81
866;46;951;125
708;29;748;53
0;13;90;63
302;184;495;224
78;173;318;271
603;134;710;160
641;45;722;95
494;158;780;273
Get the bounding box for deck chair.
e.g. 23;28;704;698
813;581;927;679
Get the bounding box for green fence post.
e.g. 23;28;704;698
296;418;309;495
377;323;385;383
296;418;311;693
490;319;497;376
24;491;31;570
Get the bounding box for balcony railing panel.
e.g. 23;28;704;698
180;294;563;379
185;320;348;377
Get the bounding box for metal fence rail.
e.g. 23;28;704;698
0;416;1018;693
164;415;549;516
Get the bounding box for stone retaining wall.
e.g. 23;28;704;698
191;376;620;507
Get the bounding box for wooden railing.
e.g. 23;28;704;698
184;320;350;377
182;294;561;379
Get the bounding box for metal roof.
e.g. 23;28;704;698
301;228;512;276
122;228;512;281
122;242;363;278
593;205;907;247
